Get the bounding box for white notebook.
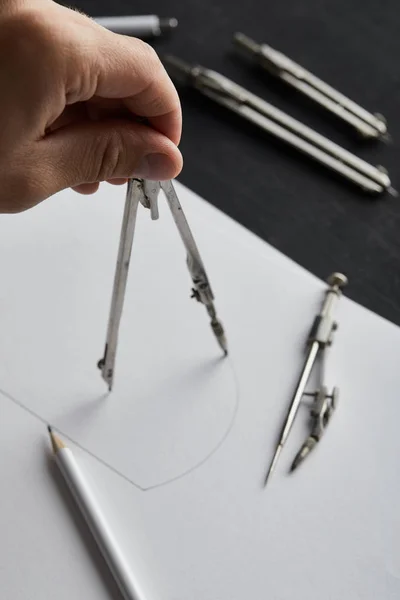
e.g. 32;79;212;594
0;181;399;600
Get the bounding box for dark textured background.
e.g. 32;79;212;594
73;0;400;325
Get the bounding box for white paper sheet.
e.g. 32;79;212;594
1;181;399;600
0;184;238;489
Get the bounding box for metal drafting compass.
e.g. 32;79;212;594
265;273;347;484
97;178;228;391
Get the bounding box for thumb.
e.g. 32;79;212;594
31;119;183;204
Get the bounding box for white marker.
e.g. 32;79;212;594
95;15;178;38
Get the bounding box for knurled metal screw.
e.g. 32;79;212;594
327;272;348;289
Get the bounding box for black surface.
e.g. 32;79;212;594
75;0;400;325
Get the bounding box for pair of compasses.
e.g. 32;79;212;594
163;56;393;195
233;33;388;141
265;273;347;484
97;179;228;391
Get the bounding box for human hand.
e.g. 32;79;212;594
0;0;183;213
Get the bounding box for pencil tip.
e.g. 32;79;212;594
48;428;66;452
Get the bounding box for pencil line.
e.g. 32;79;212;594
0;387;50;427
144;358;240;491
0;358;240;492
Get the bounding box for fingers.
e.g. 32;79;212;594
23;118;182;207
72;182;100;194
107;178;129;185
73;179;127;195
89;31;182;144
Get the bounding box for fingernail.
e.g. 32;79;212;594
134;153;175;180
